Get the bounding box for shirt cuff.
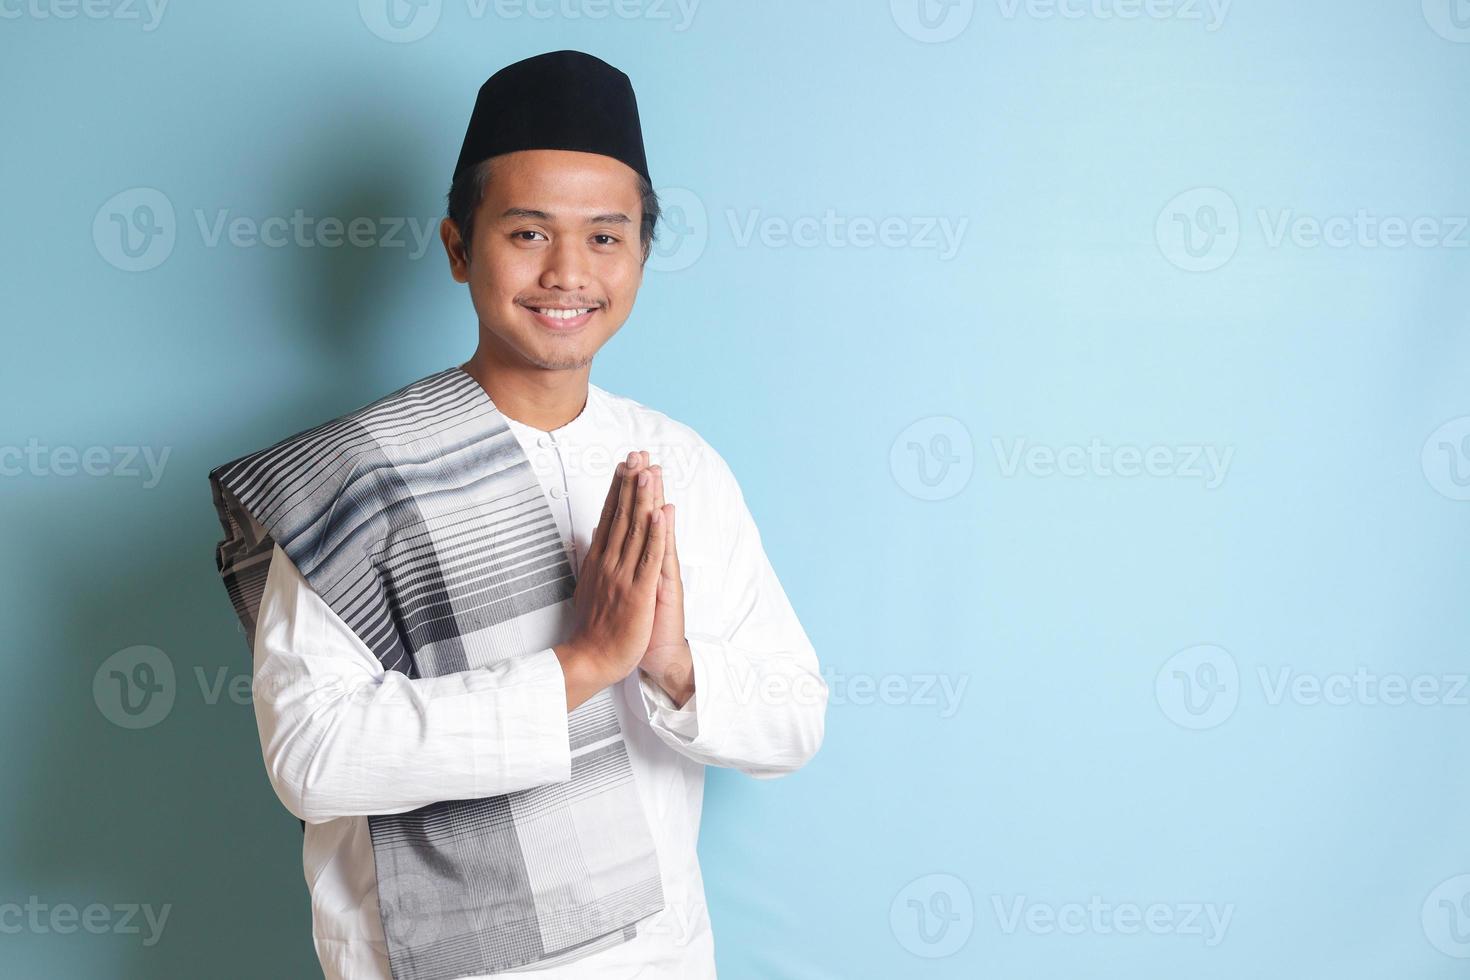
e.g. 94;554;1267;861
471;646;573;790
637;634;735;750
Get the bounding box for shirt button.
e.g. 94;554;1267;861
549;485;566;499
537;434;553;449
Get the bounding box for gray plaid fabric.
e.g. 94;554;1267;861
207;365;664;979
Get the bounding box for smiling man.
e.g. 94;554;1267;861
206;50;827;980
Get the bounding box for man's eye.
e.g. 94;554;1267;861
514;230;547;242
592;234;620;246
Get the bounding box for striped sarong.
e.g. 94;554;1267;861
207;365;664;979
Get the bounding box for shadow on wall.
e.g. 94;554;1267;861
8;112;464;978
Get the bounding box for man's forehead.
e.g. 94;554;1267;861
480;152;642;219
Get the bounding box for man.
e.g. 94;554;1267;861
206;50;827;980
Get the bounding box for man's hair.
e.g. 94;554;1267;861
446;157;662;266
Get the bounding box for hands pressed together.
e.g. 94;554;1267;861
553;451;695;712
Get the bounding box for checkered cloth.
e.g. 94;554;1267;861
208;366;664;979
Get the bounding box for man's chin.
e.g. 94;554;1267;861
521;346;595;372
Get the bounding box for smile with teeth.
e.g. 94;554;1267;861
527;306;594;320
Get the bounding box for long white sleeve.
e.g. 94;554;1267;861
636;456;828;777
251;543;573;825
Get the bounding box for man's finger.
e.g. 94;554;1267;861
618;462;656;570
587;460;626;560
660;501;680;587
602;453;643;569
637;504;668;587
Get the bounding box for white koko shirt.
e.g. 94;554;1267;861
249;379;828;980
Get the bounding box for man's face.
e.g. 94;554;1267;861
442;149;645;373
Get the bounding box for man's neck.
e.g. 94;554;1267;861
459;352;590;432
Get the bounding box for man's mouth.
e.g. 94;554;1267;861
521;303;598;330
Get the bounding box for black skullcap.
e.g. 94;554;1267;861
452;50;651;188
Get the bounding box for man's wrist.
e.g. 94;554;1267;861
642;650;695;709
553;643;612;712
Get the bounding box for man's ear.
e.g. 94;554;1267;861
441;217;469;283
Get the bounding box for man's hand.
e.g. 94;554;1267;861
636;461;695;708
553;451;669;712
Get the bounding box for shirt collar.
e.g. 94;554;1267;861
475;372;609;444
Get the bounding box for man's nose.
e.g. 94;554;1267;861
539;237;590;291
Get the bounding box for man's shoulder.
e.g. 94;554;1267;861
209;366;470;495
591;383;706;444
589;383;739;497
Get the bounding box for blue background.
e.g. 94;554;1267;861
3;0;1469;976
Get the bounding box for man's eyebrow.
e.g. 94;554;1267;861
499;207;632;225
